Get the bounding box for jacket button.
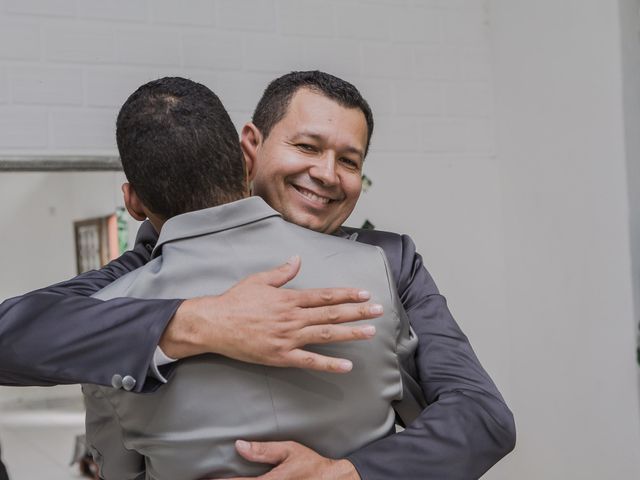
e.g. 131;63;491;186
122;375;137;391
111;374;123;389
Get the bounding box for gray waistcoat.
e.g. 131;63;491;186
83;197;419;480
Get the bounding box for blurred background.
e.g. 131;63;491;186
1;0;640;478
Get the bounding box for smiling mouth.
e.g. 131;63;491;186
292;185;336;205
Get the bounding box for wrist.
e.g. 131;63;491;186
159;297;216;359
329;459;360;480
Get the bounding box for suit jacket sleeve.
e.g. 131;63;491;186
346;232;516;480
0;221;181;392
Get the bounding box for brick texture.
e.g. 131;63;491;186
51;109;117;150
5;0;76;17
0;107;48;148
45;26;115;64
183;32;244;70
216;0;276;32
11;67;83;106
0;0;494;158
0;68;6;104
77;0;147;22
152;0;215;26
0;23;40;60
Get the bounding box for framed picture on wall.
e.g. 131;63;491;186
74;208;129;274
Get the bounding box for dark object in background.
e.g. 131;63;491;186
70;434;99;479
361;219;375;230
0;452;9;480
361;174;373;193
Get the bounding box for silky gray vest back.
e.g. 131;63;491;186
85;207;416;480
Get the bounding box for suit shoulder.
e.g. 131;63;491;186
340;226;408;244
285;222;381;255
92;256;161;300
340;227;416;256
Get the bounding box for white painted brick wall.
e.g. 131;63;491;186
335;4;390;40
84;67;154;107
0;67;7;104
357;79;393;115
45;25;116;64
362;43;413;78
116;29;182;66
51;108;118;150
394;80;443;116
5;0;76;18
216;71;274;112
278;0;334;37
372;115;422;152
183;32;243;69
151;0;215;27
244;34;306;73
77;0;148;22
414;46;459;80
11;66;83;105
0;0;495;159
303;38;360;77
391;7;441;43
0;22;40;60
217;0;276;32
0;107;48;148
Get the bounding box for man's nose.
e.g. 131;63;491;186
309;155;338;186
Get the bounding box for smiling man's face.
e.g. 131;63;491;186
248;88;368;234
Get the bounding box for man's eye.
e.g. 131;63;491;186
297;144;317;152
340;157;360;169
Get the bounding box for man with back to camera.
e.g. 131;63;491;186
0;70;515;479
83;75;424;479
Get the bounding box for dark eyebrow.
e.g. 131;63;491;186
290;131;364;159
289;131;323;143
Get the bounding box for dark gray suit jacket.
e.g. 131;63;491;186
0;212;515;480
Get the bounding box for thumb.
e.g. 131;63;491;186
235;440;290;465
246;255;301;288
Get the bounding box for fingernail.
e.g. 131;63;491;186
286;255;299;265
236;440;250;451
370;304;383;315
358;290;371;300
362;325;376;336
338;360;353;372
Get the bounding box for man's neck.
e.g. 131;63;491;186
147;212;166;234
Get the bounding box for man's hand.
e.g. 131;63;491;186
160;256;382;373
209;440;360;480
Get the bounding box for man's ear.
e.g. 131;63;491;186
240;122;262;183
122;183;147;221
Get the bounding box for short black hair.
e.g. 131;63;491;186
116;76;245;219
252;71;374;156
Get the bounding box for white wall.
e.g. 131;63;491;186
620;0;640;354
0;0;495;157
490;0;640;478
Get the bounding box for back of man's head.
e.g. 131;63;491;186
252;70;374;157
117;77;245;219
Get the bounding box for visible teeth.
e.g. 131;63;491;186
299;188;331;204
